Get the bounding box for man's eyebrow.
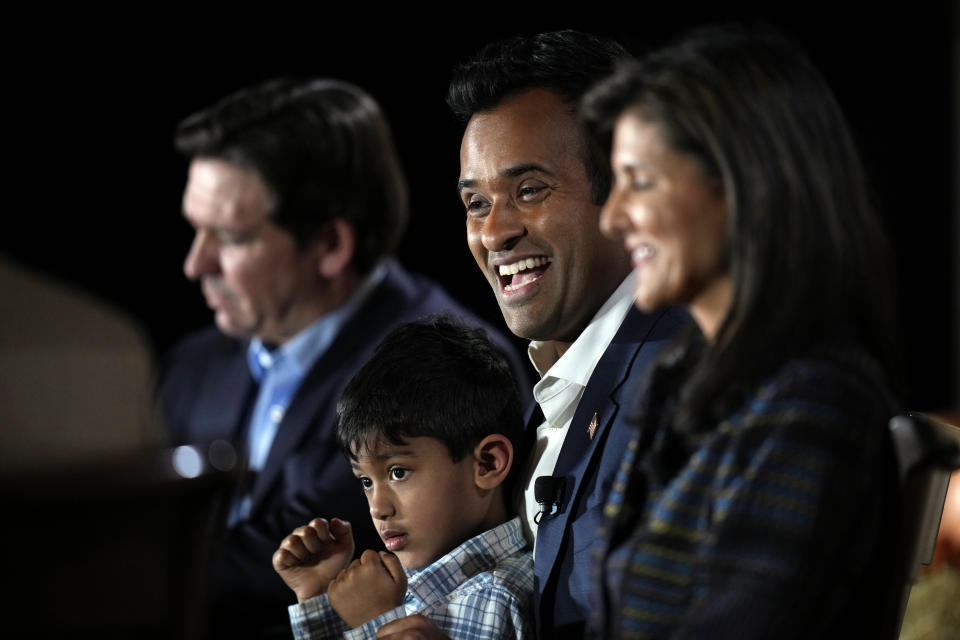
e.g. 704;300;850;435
457;163;555;194
503;163;553;179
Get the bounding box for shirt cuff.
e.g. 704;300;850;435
344;604;409;640
289;593;350;640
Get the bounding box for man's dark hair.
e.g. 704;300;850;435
336;315;523;464
175;78;407;274
446;30;630;204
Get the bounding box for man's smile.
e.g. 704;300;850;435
493;256;553;294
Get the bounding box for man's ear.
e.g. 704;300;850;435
313;218;356;279
473;434;513;490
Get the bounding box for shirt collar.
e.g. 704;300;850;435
528;271;637;386
404;516;527;604
246;260;390;381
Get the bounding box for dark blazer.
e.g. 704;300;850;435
156;261;531;639
529;305;689;638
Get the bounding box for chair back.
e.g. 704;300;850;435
887;412;960;638
0;443;240;639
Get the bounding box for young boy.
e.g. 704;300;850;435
272;316;532;639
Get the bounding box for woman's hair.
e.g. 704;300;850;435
582;23;899;431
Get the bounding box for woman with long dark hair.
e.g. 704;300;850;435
581;24;902;638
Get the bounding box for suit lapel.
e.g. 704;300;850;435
518;402;545;476
533;338;637;576
533;308;663;585
247;357;340;515
245;265;413;517
191;348;255;444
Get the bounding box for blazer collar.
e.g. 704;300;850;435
532;307;665;573
245;264;411;517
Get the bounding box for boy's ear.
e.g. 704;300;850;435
312;218;356;279
472;434;513;490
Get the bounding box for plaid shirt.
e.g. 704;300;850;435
289;516;533;639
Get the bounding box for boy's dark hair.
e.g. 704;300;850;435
446;30;630;205
336;315;523;463
175;78;407;274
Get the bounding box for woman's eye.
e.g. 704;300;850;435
615;169;652;192
389;468;408;480
627;172;653;191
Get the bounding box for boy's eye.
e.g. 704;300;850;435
358;476;373;490
389;467;408;481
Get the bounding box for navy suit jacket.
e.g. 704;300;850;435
529;305;688;638
156;262;531;638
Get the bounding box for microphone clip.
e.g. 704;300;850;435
533;475;565;525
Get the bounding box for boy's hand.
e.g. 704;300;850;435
272;517;355;602
328;550;407;628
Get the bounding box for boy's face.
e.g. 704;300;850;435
351;436;488;570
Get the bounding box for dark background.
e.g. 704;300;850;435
5;2;957;411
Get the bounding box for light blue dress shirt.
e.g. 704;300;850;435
228;262;388;524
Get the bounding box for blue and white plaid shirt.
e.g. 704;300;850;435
288;516;533;639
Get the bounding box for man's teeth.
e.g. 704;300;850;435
497;256;550;276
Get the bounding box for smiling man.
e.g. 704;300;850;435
157;78;529;639
458;86;629;347
446;31;690;638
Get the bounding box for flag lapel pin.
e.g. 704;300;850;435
588;412;599;441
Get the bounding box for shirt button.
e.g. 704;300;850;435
270;405;285;423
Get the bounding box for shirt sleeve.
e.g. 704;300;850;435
288;594;350;640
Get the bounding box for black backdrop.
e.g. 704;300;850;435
5;2;957;411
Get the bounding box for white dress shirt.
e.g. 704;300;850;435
518;272;637;547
